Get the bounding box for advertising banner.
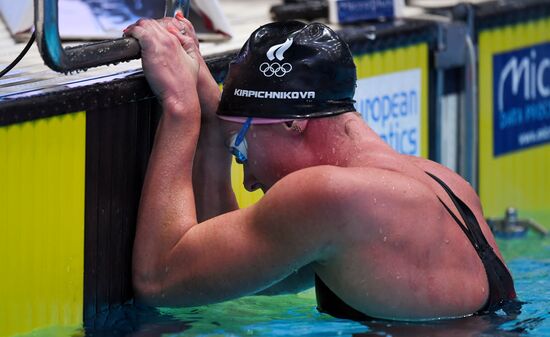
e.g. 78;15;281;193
478;17;550;226
355;69;422;156
493;42;550;156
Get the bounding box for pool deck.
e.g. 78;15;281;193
0;0;280;99
0;0;438;100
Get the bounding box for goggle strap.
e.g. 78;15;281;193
234;117;253;146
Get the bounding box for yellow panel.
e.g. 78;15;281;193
230;43;430;207
478;18;550;228
0;112;86;337
231;158;263;208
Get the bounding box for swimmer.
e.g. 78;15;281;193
125;18;517;321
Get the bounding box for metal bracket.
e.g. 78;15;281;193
426;3;479;190
434;22;468;70
34;0;190;73
487;207;548;238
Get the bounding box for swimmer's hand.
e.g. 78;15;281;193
124;18;200;113
158;16;221;118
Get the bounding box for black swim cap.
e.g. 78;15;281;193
217;21;357;119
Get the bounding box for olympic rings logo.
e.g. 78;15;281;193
259;62;292;77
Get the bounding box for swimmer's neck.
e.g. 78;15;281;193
310;114;399;168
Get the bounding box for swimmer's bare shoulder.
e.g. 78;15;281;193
259;164;436;240
262;165;490;318
404;155;504;260
406;155;481;209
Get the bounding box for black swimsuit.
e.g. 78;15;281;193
315;172;517;321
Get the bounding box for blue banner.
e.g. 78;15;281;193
493;42;550;157
335;0;394;24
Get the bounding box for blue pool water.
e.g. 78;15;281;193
22;234;550;337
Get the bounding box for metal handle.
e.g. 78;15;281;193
34;0;190;73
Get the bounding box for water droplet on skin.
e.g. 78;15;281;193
392;186;396;191
165;266;170;273
396;274;401;280
332;147;336;154
383;236;387;242
379;228;383;234
444;239;450;244
252;132;257;139
373;197;377;204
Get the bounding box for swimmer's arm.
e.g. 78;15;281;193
129;18;303;307
185;19;239;221
192;96;239;222
133;168;342;307
129;17;236;221
254;264;315;295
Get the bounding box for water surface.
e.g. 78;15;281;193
22;234;550;337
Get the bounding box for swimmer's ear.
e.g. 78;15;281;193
284;120;309;134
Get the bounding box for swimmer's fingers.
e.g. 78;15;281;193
122;18;150;37
171;13;200;47
179;17;200;48
122;23;148;48
124;18;200;105
124;19;167;52
126;18;199;65
180;34;200;63
122;23;136;37
156;17;190;47
125;16;200;53
128;17;210;108
157;16;200;53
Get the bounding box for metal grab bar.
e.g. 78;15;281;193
34;0;190;73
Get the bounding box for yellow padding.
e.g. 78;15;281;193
231;158;263;208
0;112;86;337
479;18;550;227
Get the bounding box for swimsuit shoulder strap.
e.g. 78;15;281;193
425;171;517;312
425;172;491;251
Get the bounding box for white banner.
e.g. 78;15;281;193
354;69;422;156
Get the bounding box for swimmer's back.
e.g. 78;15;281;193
298;161;495;320
405;155;505;261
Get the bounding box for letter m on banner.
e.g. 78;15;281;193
493;42;550;156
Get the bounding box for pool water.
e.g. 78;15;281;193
21;234;550;337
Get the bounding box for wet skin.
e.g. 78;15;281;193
125;17;511;321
